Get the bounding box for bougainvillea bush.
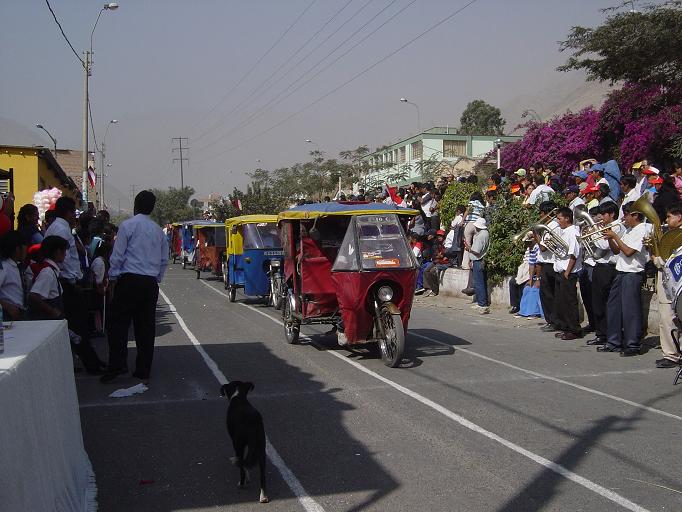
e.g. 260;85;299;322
500;108;602;173
501;83;682;173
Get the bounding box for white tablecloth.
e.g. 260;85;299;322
0;320;96;512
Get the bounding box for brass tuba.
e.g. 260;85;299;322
630;193;664;258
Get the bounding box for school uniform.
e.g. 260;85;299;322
552;225;582;336
590;225;624;343
0;258;25;312
106;213;169;380
605;223;649;352
29;259;63;320
537;219;560;328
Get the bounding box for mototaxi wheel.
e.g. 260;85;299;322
273;277;284;311
283;294;300;344
229;285;237;303
378;305;405;368
222;262;229;290
182;257;187;270
196;268;201;280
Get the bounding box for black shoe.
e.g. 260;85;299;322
620;348;641;357
583;325;595;334
597;345;621;353
540;324;558;332
461;287;475;296
560;332;581;340
86;367;106;376
509;307;520;314
99;372;120;383
656;358;681;368
554;332;566;338
585;337;605;346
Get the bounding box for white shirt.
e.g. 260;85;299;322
421;197;436;218
0;258;24;308
568;196;585;211
593;223;625;265
597;177;609;187
527;184;554;205
44;217;82;281
619;188;641;219
30;260;61;300
615;222;649;273
91;257;106;285
536;219;560;264
553;225;582;274
110;214;169;282
450;214;463;228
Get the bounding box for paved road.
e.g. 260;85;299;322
77;264;682;511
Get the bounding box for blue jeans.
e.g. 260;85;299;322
472;259;488;307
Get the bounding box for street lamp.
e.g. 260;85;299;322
494;138;503;169
98;119;118;210
82;2;118;208
399;97;421;133
36;124;57;156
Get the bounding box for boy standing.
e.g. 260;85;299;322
552;208;583;340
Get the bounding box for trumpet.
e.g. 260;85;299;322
578;220;625;248
511;208;558;244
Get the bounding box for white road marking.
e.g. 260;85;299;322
158;288;326;512
410;332;682;422
199;281;651;511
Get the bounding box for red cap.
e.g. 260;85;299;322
510;184;521;193
649;176;663;184
581;185;598;195
642;168;658;175
436;229;446;236
487;185;497;192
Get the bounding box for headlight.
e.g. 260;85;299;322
377;285;393;302
270;260;281;267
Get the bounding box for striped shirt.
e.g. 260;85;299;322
465;200;484;222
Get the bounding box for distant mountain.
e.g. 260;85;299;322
501;72;614;134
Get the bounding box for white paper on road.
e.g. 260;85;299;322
109;383;148;398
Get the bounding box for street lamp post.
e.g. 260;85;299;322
399;98;421;133
35;124;57;156
82;2;118;208
99;119;118;210
495;138;502;169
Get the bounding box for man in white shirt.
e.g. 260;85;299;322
102;190;169;383
552;208;583;340
44;197;104;374
599;201;649;356
587;202;623;346
619;175;640;219
0;231;27;320
535;201;561;332
527;175;554;206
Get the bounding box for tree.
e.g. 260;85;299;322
558;1;682;85
459;100;506;135
149;186;197;225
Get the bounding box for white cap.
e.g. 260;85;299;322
473;217;487;230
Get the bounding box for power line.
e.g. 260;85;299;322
172;137;189;189
192;0;355;145
196;0;479;164
194;0;410;157
194;0;401;155
44;0;84;65
189;0;318;133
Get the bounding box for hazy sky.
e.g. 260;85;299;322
1;0;622;201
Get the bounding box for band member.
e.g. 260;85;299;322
535;201;560;333
578;206;600;335
552;208;583;339
652;202;682;368
587;202;623;346
619;175;640;219
599;201;649;355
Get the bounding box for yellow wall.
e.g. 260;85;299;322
0;147;40;214
0;147;79;221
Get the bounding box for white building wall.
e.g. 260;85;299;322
472;139;494;157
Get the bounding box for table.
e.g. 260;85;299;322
0;320;96;512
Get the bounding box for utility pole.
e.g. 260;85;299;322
172;137;189;189
82;50;91;208
129;184;137;204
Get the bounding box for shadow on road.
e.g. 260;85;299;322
82;340;399;511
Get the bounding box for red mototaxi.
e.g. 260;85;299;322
278;202;418;367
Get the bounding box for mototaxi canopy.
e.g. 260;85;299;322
277;202;418;221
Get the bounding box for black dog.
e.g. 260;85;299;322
220;381;268;504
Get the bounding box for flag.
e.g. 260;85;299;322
231;198;242;211
87;166;96;188
385;184;401;204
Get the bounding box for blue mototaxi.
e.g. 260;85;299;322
224;215;284;305
180;220;202;269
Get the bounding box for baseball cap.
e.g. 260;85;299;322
591;163;604;172
515;168;527;176
643;166;661;175
649;176;663;184
571;170;588;180
581;185;598;195
435;229;446;236
563;185;580;195
632;161;643;169
487;184;497;192
510;183;521;193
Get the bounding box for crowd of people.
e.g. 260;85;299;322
387;158;682;369
0;191;168;382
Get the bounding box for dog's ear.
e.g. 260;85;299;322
221;382;238;399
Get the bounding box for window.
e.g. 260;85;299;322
443;139;467;158
411;141;422;160
399;146;406;163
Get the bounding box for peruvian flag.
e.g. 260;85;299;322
231;198;242;212
385;184;401;204
87;166;96;188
